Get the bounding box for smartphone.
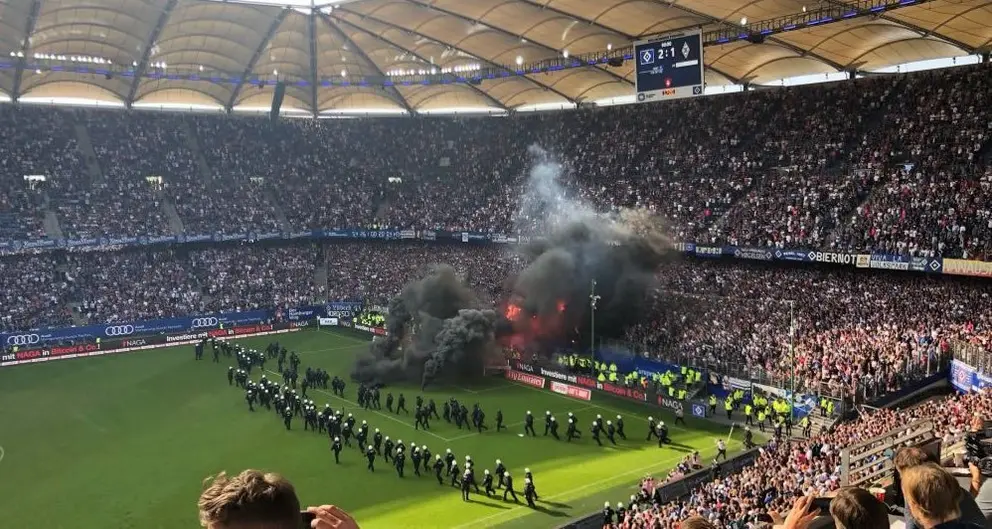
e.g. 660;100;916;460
811;497;832;515
300;511;316;527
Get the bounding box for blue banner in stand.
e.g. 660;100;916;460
0;309;274;346
731;246;773;261
0;231;957;277
693;245;722;258
774;249;812;262
949;358;992;393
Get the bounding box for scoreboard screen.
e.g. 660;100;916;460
634;29;704;103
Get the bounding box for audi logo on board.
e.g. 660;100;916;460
104;325;135;336
6;334;41;345
192;317;219;328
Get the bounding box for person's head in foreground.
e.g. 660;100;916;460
199;470;301;529
680;516;717;529
198;470;359;529
901;462;979;529
828;487;888;529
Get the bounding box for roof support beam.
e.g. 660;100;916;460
820;0;975;54
513;0;636;40
334;8;577;104
662;0;847;72
227;8;289;112
765;38;846;72
706;64;743;85
316;11;414;114
403;0;633;86
12;0;41;102
739;55;804;79
846;36;929;67
328;13;508;111
127;0;177;107
308;11;319;116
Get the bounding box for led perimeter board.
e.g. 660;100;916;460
634;29;704;103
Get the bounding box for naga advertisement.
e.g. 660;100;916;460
514;360;649;403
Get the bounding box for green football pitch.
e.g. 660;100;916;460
0;328;743;529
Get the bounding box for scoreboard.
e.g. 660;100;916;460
634;29;704;103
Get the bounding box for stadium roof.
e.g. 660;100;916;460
0;0;989;114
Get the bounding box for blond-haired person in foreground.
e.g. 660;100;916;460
902;463;984;529
198;469;359;529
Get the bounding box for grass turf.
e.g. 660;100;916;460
0;328;743;529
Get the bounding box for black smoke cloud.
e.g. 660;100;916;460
510;146;673;346
351;265;503;387
351;147;673;387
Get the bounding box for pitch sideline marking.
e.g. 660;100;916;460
263;369;452;443
315;329;369;344
451;443;734;529
0;445;5;467
297;344;365;356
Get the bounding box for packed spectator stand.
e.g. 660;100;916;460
0;63;988;256
602;389;992;529
1;62;991;529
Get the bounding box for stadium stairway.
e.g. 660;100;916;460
313;256;328;295
178;119;216;181
977;135;992;165
69;305;88;327
73;123;104;181
161;196;185;235
43;209;64;240
263;188;293;232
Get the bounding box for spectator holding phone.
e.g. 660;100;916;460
198;469;360;529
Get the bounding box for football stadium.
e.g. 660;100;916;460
0;0;991;528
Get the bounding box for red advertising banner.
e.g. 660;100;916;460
49;343;101;358
550;381;592;401
598;381;648;402
505;369;546;389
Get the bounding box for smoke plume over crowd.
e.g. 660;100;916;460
352;146;674;387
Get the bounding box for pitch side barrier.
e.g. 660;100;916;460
557;448;760;529
0;321;310;367
508;361;709;419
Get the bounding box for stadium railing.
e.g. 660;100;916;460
556;449;760;529
840;419;935;487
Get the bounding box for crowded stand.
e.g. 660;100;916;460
1;63;991;529
68;250;202;324
605;389;992;529
324;241;520;303
0;174;47;241
0;256;73;332
84;111;193;237
170;173;283;235
2;236;989;402
0;65;988;257
0;105;85;240
190;244;323;313
835;66;992;261
627;260;992;397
